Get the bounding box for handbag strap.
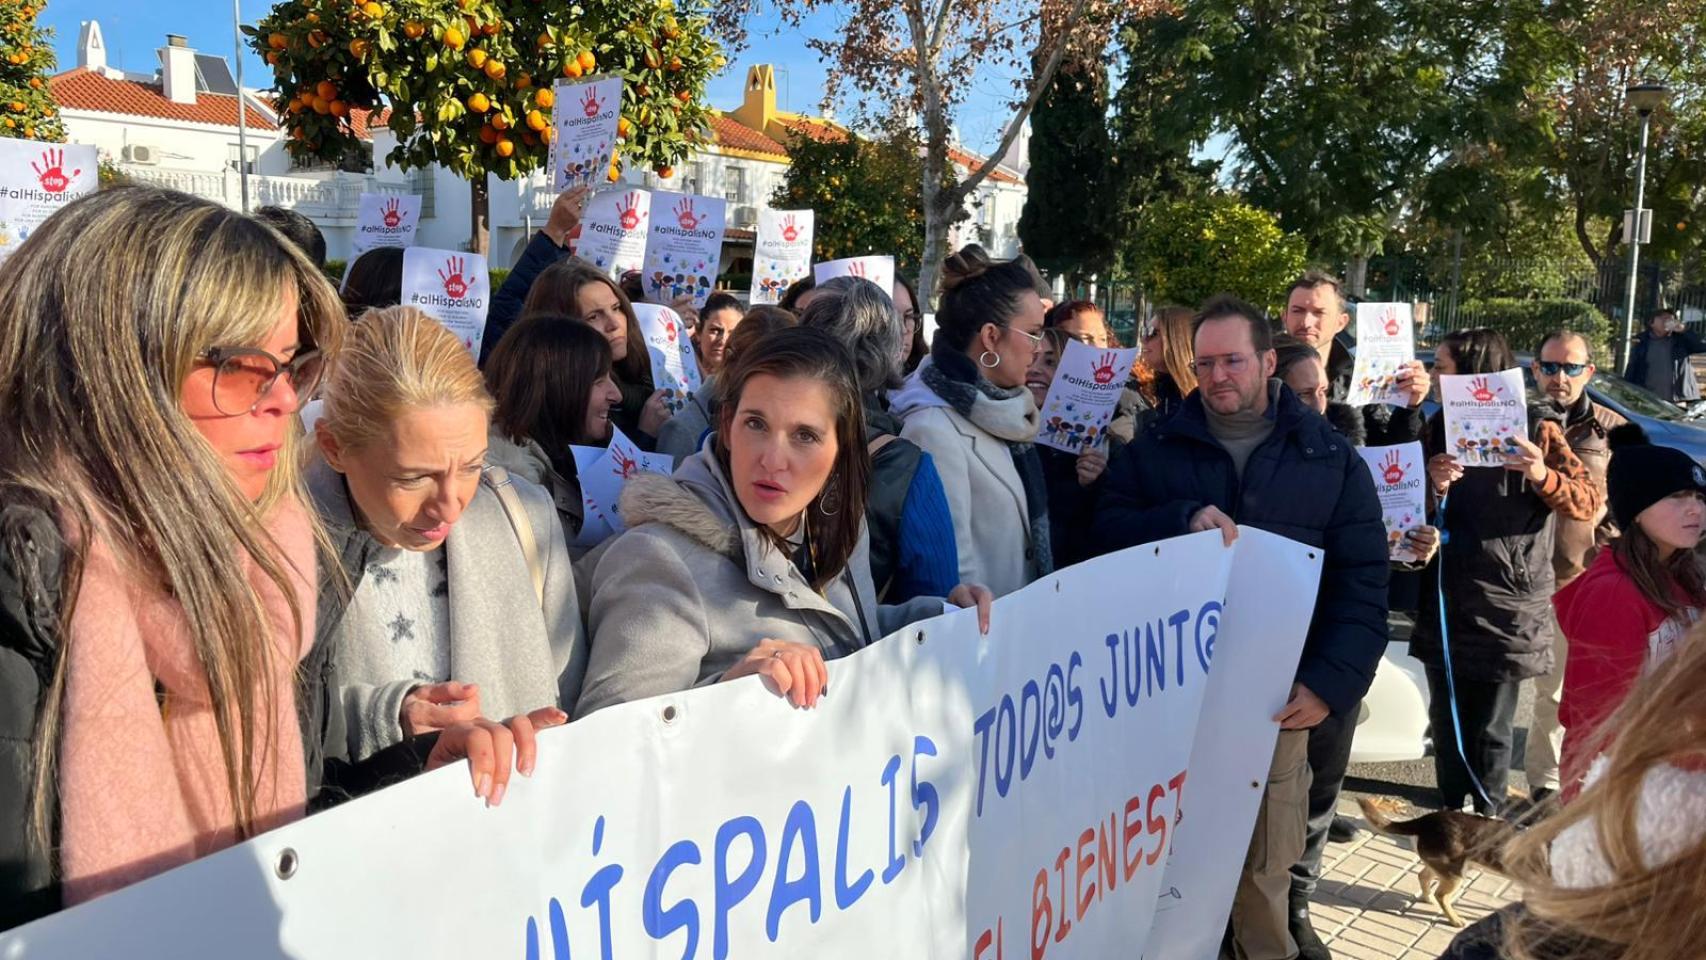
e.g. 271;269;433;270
483;466;545;609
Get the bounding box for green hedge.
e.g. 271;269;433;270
1455;298;1614;365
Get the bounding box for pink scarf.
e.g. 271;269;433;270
59;497;316;904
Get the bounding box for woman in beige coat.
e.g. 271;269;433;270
579;327;993;714
891;244;1053;598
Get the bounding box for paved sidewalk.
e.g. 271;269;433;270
1308;798;1517;960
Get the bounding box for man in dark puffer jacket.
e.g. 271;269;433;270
1094;296;1389;960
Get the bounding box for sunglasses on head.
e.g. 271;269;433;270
1537;361;1589;377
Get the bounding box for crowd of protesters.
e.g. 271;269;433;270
2;184;1704;960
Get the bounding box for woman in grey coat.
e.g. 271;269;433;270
313;307;587;762
580;327;993;713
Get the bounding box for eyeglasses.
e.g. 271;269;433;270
199;345;324;416
1009;326;1044;346
900;309;922;330
1537;361;1590;377
1189;353;1254;377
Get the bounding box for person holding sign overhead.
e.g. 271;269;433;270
1415;328;1600;816
478;185;588;360
891;244;1053;598
310;307;586;765
577;328;993;714
1283;271;1429;446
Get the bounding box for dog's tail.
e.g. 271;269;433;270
1357;797;1427;837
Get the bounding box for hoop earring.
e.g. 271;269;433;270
978;350;1001;369
817;474;843;516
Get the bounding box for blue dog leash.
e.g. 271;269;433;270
1433;492;1499;814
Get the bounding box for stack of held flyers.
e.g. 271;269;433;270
569;425;674;549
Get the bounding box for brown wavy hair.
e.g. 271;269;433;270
521;258;652;389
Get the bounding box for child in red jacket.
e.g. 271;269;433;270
1556;425;1706;794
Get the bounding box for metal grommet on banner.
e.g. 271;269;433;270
915;631;926;645
1154;547;1161;556
1054;580;1061;593
1307;552;1316;560
275;847;299;880
662;704;678;724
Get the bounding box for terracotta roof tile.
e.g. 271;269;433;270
949;145;1022;185
708;112;786;158
49;68;278;131
779;116;847;143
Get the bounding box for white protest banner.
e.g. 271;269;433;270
576;187;650;278
548;75;623;191
642;191;726;307
0;529;1320;960
1037;339;1140;454
350;192;421;259
401;247;489;354
632;302;703;414
0;140;96;261
751;208;814;304
1345;302;1417;407
1441;368;1529;467
1358;442;1427;562
814;254;894;293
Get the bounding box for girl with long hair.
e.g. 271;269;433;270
1554;425;1706;796
483;314;623;545
521;258;671;446
578;327;992;713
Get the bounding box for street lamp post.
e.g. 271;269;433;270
1617;81;1669;372
234;0;250;213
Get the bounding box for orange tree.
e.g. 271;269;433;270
247;0;723;253
0;0;65;142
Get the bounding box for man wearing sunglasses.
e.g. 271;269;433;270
1523;330;1626;808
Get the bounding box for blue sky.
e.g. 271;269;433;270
43;0;1024;154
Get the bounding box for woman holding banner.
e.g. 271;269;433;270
522;258;672;449
0;188;554;930
310;307;586;765
799;276;959;602
484;315;625;547
578;327;993;713
1415;328;1599;815
891;244;1052;598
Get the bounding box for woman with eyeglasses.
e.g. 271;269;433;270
310;307;585;766
891;244;1052;598
895;274;928;374
0;188;548;929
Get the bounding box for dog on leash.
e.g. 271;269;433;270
1357;797;1516;927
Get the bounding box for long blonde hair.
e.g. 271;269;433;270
317;306;494;452
0;186;347;848
1503;620;1706;959
1155;305;1199;394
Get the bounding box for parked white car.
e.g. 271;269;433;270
1350;615;1432;763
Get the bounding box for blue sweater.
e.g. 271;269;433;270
888;453;959;603
479;231;567;363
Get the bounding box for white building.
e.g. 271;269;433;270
50;26;1024;271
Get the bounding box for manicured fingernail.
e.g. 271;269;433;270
476;773;491;799
521;756;535;776
490;782;507;807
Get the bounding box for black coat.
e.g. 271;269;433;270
0;502;436;933
1092;382;1391;716
478;230;568;363
1624;328;1706;403
1409;406;1569;681
1038;445;1103;569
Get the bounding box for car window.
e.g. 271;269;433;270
1590;371;1684;420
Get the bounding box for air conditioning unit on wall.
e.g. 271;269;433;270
123;144;160;164
733;204;758;228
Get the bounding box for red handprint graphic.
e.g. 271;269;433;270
1381;308;1401;337
674;197;699;230
617;192;642;230
663;316;678;343
847;260;868;278
611;448;639;479
438;256;470;298
31;148;80;194
1469;376;1497;403
1380;450;1405;484
781;214;800;242
1091;351;1118;385
381;197;403;228
580;87;603;119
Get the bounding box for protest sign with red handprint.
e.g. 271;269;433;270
1092;352;1118;385
1380;450;1405;485
581;87;604;119
30;148;80;194
781;214;800;243
381;197;403;229
1469;376;1498;403
674;197;700;231
618;192;643;231
438;256;470;299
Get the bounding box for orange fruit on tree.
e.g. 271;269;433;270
534;86;554;108
515;74;532;90
578;50;596;72
266;51;281;65
349;38;369;57
443;25;466;48
668;56;682;72
467;47;487;68
675;90;690;103
525;109;546;131
484;59;506;80
521;131;538;146
481;23;500;36
307;30;327;48
491;112;510;130
537;31;553;49
268;32;288;49
656;164;673;178
617;116;631;137
329;100;348;117
402;20;424;38
312;96;331;114
316;80;338;101
540;126;554;143
361;1;384;18
607;163;621;182
28;78;42;89
466;91;491;113
495;138;514;157
563;59;583;78
479;124;498;144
